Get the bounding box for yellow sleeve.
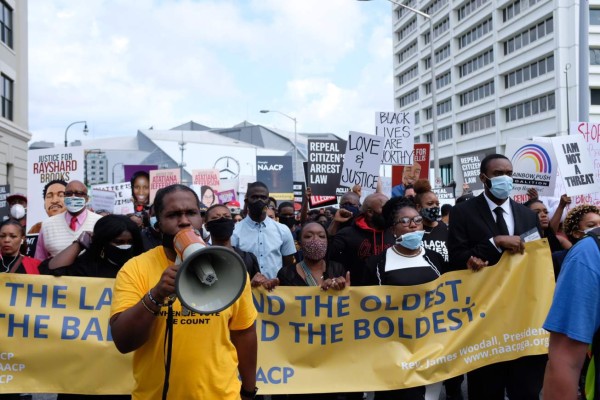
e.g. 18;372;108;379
228;275;257;331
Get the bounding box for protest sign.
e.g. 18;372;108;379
91;182;134;215
506;140;557;197
552;135;600;197
122;165;157;183
375;111;414;165
0;184;9;221
0;241;553;394
293;181;305;210
340;132;383;191
256;156;294;201
432;187;455;206
191;169;221;207
568;122;600;206
149;169;181;204
391;143;430;187
90;189;116;214
302;162;348;208
216;189;236;204
307;139;346;196
458;151;487;192
27;147;85;232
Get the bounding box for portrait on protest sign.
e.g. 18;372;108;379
375;111;414;165
27;147;85;232
392;143;430;188
191;169;221;208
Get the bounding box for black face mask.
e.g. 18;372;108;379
161;232;176;250
104;245;133;268
371;213;386;231
248;200;267;220
278;216;296;229
341;204;360;217
205;218;235;241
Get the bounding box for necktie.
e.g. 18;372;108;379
494;207;509;236
69;216;78;231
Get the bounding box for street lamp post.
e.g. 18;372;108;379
357;0;440;185
64;121;89;147
260;109;298;178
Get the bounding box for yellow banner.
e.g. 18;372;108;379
254;240;554;394
0;240;554;395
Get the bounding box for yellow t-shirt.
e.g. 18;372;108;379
111;246;257;400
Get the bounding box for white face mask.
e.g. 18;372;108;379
9;204;26;219
115;244;132;250
64;197;86;214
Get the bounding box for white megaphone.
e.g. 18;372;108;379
173;228;248;314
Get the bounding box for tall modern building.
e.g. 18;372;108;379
0;0;28;194
393;0;590;187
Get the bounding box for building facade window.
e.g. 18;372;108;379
425;107;433;120
433;18;450;39
424;81;432;95
398;18;417;41
460;81;495;106
424;57;432;70
0;1;12;49
423;132;432;143
414;111;420;124
399;64;419;85
505;92;556;122
437;98;452;115
504;54;554;89
1;74;12;121
458;17;493;49
460;112;495;135
396;0;417;20
424;0;449;16
434;43;451;64
438;126;453;141
592;88;600;105
503;17;553;55
457;0;490;21
591;8;600;25
399;41;418;64
590;48;600;65
503;0;543;23
458;48;493;77
398;88;419;107
436;70;451;89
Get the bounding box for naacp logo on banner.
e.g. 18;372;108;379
510;144;552;187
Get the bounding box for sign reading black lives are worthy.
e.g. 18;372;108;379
307;139;346;196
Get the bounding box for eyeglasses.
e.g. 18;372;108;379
64;191;87;197
394;216;424;226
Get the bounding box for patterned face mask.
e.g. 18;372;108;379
420;206;441;222
302;239;328;261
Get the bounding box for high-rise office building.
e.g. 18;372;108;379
393;0;590;187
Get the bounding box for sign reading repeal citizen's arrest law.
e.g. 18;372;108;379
458;151;487;192
307;139;346;196
375;111;414;165
552;135;600;197
340;132;383;191
27;147;85;232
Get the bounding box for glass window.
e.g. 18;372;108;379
591;89;600;105
548;93;555;109
591;9;600;25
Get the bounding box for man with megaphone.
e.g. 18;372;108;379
110;184;258;400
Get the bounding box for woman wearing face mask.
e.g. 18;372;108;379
39;214;143;279
0;219;40;274
413;180;449;266
366;196;445;400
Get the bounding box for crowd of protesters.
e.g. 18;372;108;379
1;153;600;400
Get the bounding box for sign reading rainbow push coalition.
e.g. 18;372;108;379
0;241;554;394
505;139;557;197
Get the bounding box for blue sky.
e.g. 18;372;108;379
28;0;394;144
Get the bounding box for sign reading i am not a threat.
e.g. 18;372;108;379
340;132;383;191
375;111;414;165
552;135;600;197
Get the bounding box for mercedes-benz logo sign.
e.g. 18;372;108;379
213;156;240;180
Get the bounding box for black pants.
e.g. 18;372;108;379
374;386;425;400
467;355;547;400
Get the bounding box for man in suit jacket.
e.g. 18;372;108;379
448;154;545;400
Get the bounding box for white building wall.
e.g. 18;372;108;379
393;0;595;186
